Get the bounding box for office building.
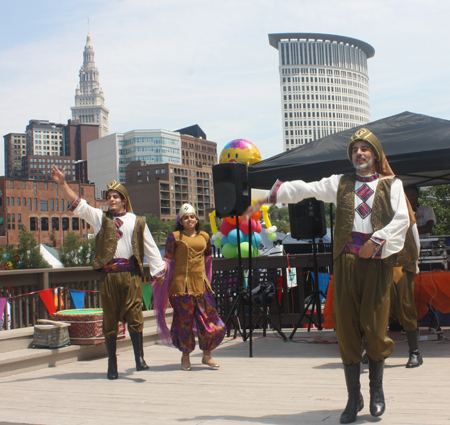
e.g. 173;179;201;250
4;133;27;178
11;119;99;182
269;33;375;150
125;161;214;222
87;124;217;200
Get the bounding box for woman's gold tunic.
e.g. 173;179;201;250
165;230;212;296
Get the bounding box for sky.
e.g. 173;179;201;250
1;0;450;177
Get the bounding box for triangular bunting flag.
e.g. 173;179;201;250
39;289;56;316
70;290;85;310
142;283;153;311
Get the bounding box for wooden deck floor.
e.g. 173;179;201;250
0;327;449;425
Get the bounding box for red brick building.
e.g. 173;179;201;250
0;177;107;247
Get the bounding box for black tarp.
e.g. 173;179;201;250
248;112;450;189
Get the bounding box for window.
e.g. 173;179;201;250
18;214;21;223
29;198;32;211
40;200;48;211
62;217;69;231
11;197;14;206
41;217;49;231
34;198;38;210
30;217;37;231
10;180;14;189
72;217;79;231
52;217;59;230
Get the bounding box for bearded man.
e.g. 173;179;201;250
244;128;415;423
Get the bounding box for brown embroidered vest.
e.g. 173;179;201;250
92;212;146;275
334;174;418;269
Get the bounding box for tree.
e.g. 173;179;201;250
144;214;173;248
0;225;50;269
419;185;450;235
268;205;291;233
58;232;95;267
200;219;212;236
49;229;57;247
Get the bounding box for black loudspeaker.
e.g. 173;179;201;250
213;162;250;218
288;198;327;240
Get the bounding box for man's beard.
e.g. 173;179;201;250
353;156;375;171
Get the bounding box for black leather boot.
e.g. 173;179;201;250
105;337;118;380
368;357;385;417
406;330;423;368
340;363;364;424
130;332;149;371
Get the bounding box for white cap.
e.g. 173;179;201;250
178;203;197;219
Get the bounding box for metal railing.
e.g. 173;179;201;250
0;253;333;330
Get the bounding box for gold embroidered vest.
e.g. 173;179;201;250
334;174;418;269
92;212;146;275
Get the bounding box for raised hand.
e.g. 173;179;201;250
50;165;66;184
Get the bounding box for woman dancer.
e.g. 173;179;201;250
153;204;225;370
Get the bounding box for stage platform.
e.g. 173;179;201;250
0;327;449;425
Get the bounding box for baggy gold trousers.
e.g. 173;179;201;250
390;270;418;332
100;270;144;339
333;253;394;365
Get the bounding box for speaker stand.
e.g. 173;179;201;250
289;237;326;339
223;217;287;356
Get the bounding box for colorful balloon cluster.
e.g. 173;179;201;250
211;138;277;258
209;205;278;259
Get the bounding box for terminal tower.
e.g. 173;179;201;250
71;34;109;137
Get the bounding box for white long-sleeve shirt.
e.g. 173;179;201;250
257;174;410;259
72;198;165;277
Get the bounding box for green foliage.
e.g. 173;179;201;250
268;205;290;222
419;185;450;235
200;220;212;236
144;214;174;248
58;232;95;267
267;205;291;233
0;225;50;269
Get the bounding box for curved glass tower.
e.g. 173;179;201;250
269;33;375;151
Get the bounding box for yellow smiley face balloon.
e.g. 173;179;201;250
219;139;262;166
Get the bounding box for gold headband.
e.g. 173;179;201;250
105;180;133;213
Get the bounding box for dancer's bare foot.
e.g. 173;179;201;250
181;353;191;371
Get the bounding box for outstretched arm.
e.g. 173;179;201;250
242;196;268;220
50;165;78;204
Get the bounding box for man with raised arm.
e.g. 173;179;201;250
243;128;416;424
51;165;166;380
